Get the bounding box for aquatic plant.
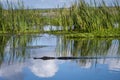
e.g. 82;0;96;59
58;0;120;32
0;0;44;33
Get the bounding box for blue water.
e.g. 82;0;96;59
1;59;120;80
0;34;120;80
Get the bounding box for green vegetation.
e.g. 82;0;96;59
0;0;120;38
46;28;120;38
57;0;120;32
50;0;120;38
0;0;46;33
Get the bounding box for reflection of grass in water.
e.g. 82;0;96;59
0;36;11;65
0;35;34;65
56;38;120;57
56;37;120;67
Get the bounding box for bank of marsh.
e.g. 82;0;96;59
0;0;120;38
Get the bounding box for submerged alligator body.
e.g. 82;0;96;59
33;56;120;60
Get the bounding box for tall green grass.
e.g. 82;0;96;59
57;0;120;32
0;0;44;33
0;0;120;34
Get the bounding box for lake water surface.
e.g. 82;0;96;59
0;34;120;80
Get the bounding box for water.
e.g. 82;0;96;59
0;34;120;80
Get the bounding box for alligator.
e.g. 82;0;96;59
33;56;120;60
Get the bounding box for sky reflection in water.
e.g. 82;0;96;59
0;34;120;80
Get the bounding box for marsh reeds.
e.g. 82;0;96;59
57;0;120;33
0;0;120;35
0;0;44;33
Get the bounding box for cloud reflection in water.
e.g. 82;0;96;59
29;59;58;78
0;35;120;80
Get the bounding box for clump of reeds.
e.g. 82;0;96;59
58;0;120;33
0;0;44;33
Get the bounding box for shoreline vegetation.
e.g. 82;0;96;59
0;0;120;38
